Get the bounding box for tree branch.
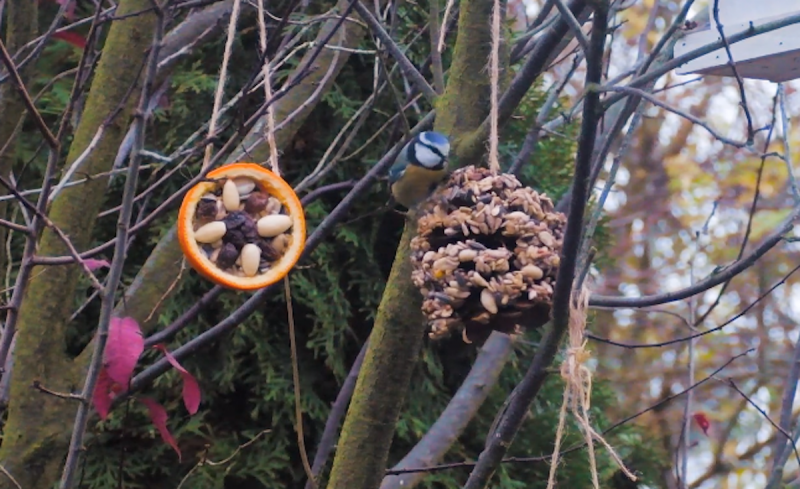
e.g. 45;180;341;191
380;333;515;489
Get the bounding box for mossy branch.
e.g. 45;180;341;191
325;1;498;488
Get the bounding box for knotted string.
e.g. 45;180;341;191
546;285;637;488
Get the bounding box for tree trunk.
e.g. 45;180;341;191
0;1;157;485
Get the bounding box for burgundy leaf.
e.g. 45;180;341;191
104;317;144;386
53;31;86;49
84;258;110;271
154;344;201;414
139;397;181;461
91;367;113;419
693;412;711;437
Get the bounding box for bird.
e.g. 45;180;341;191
388;131;451;209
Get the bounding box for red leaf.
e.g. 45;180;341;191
104;317;144;386
91;367;114;419
154;344;201;415
84;258;110;271
53;31;86;49
693;412;711;437
139;397;181;461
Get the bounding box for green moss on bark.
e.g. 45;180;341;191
0;1;157;486
434;0;494;167
326;226;424;489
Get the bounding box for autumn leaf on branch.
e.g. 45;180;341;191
90;317;200;459
153;343;201;415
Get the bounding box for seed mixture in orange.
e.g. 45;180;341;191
177;163;306;290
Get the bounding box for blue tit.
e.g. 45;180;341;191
388;131;451;209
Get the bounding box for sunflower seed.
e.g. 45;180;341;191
521;264;544;280
458;249;477;262
480;289;498;314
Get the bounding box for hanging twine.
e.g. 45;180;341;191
202;0;242;170
546;286;637;489
487;0;501;174
256;0;281;177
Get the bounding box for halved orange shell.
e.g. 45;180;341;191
177;163;306;291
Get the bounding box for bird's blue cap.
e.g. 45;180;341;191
420;131;450;147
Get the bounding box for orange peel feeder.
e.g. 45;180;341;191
177;163;306;290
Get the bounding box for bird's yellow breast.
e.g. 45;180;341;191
391;165;447;208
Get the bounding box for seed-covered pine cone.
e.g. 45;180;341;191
410;165;567;344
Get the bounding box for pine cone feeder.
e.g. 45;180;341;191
410;166;567;344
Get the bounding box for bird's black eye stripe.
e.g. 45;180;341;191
421;142;445;160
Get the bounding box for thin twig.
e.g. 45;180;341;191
552;0;589;52
352;1;437;104
769;320;800;485
589;205;798;308
428;0;445;94
306;339;369;489
59;8;165;487
0;38;59;149
0;463;21;489
711;0;754;145
588;263;800;349
778;83;800;203
32;380;84;401
727;379;800;470
201;0;241;170
284;277;316;488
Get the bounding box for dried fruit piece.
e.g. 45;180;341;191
244;191;269;214
216;243;239;269
196;195;218;221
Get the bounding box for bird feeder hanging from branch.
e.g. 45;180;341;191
177;163;306;291
675;0;800;82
